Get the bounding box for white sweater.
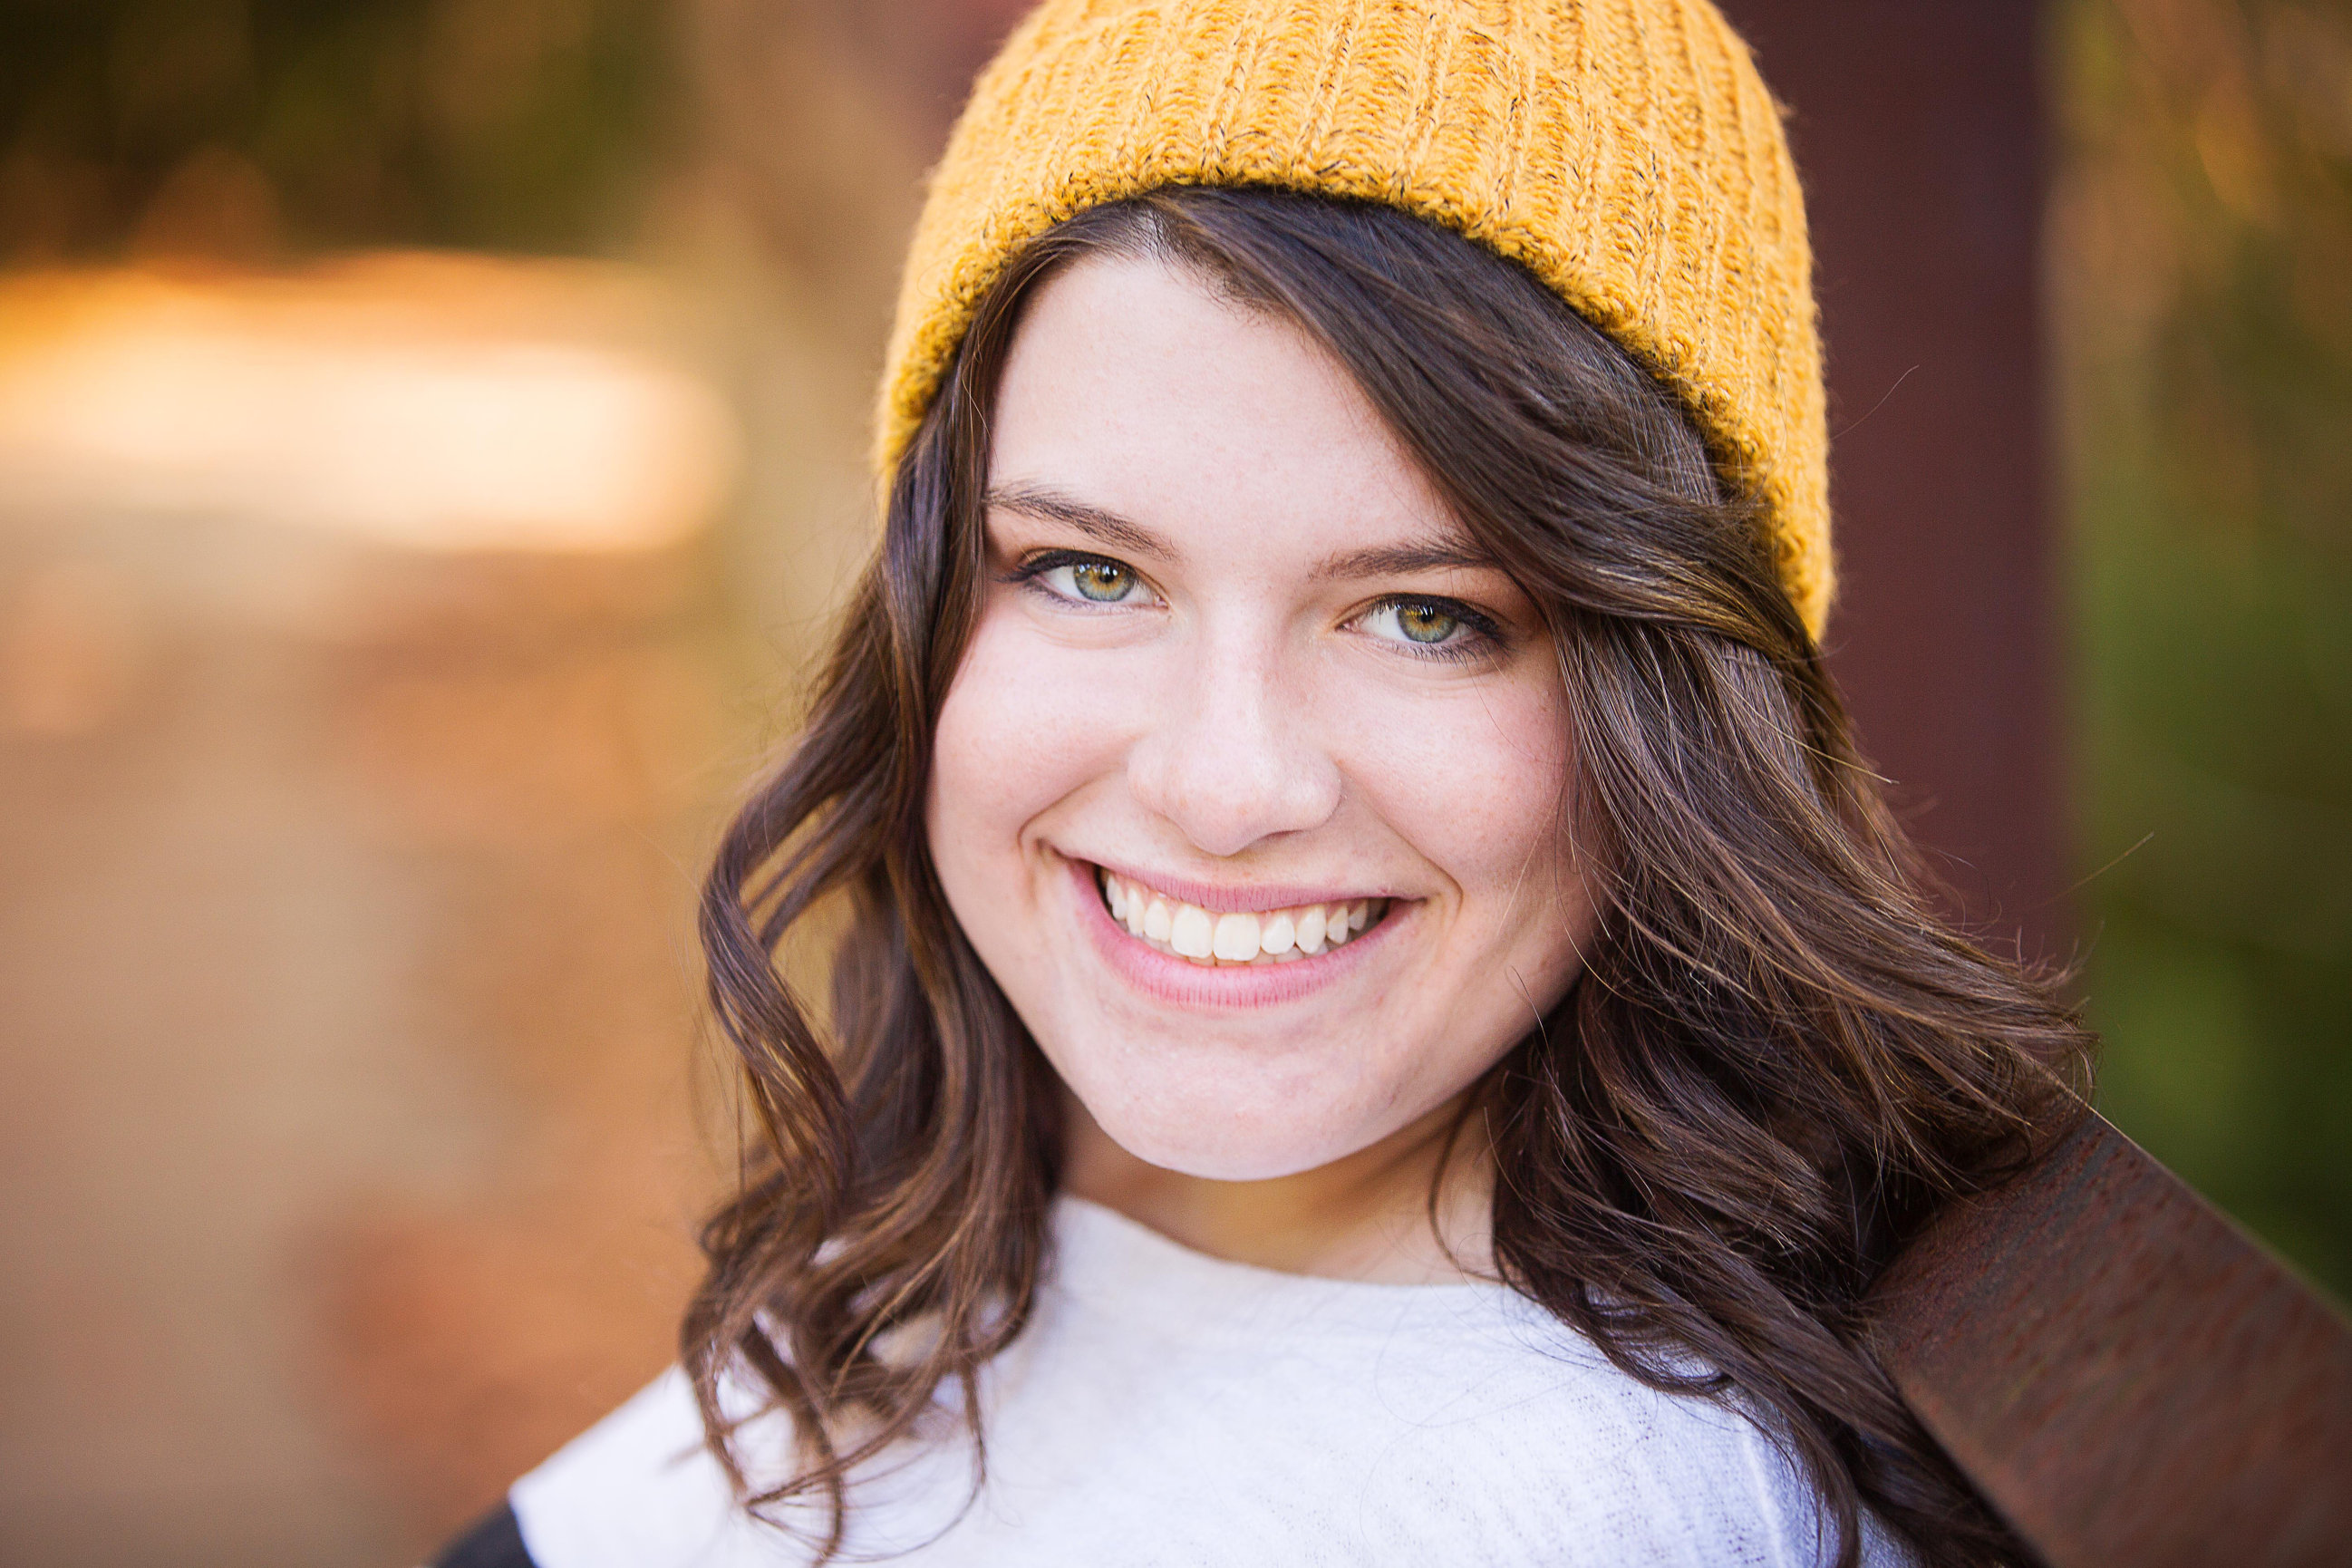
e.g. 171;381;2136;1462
510;1197;1899;1566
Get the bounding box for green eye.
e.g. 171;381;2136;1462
1394;602;1459;644
1070;561;1136;602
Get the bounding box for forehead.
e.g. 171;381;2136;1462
987;250;1460;562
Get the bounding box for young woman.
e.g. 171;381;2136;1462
439;3;2088;1564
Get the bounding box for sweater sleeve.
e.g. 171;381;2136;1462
432;1502;538;1568
508;1368;779;1568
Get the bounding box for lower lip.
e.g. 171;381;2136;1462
1069;857;1404;1009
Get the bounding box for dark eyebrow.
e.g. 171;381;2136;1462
983;481;1500;580
1316;541;1502;579
982;483;1171;557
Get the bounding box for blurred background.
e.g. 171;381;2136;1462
0;0;2343;1563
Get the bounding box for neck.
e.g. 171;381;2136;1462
1058;1089;1496;1284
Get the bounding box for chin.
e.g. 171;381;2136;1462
1075;1070;1381;1183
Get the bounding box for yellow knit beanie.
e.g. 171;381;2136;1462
876;0;1834;636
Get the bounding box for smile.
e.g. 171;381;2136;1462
1096;867;1390;967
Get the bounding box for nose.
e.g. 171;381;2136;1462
1125;631;1342;858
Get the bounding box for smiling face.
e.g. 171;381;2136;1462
925;249;1598;1186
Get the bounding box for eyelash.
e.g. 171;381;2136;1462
1003;549;1157;605
1360;595;1505;663
1003;550;1505;663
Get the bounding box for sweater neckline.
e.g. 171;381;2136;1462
1047;1194;1544;1345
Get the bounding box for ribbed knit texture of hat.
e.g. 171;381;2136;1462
877;0;1834;636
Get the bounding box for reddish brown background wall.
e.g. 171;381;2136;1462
1716;0;2066;964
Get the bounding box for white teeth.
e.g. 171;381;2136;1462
1169;904;1214;959
1260;911;1295;955
1097;867;1389;967
1212;912;1261;962
1296;906;1327;953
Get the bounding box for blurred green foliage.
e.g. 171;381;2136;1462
0;0;672;260
2058;0;2352;1299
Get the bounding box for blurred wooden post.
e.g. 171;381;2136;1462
0;256;739;1565
1711;0;2066;964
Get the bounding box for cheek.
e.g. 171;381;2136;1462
1344;672;1582;924
1358;673;1591;1079
927;609;1120;905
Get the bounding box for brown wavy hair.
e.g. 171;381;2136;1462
683;187;2090;1567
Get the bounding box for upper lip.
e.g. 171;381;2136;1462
1080;856;1398;915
